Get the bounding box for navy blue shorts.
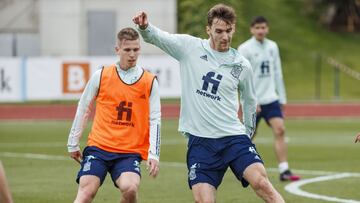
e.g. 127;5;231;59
256;100;283;126
76;146;142;187
186;134;264;189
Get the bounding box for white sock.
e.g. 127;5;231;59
279;162;289;173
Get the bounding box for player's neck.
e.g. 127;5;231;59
118;63;136;72
254;36;265;43
209;39;230;52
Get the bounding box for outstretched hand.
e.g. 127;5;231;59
132;11;149;30
147;158;159;178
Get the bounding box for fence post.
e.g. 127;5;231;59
334;64;340;101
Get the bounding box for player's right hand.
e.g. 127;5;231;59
132;11;149;30
70;151;83;164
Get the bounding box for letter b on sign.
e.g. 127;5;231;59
63;63;90;93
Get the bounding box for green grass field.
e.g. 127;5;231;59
1;118;360;203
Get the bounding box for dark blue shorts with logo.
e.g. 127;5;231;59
186;134;264;189
76;146;142;187
256;100;283;126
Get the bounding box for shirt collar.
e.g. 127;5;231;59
251;36;267;47
201;39;243;66
116;61;138;74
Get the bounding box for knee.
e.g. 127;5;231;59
121;183;139;199
193;192;215;203
76;185;97;203
194;197;215;203
192;184;215;203
274;126;285;137
253;177;278;198
253;177;270;191
194;196;214;203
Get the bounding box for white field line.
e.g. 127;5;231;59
0;152;69;160
2;152;360;202
0;138;276;148
1;152;360;177
0;140;188;147
285;173;360;203
0;142;65;148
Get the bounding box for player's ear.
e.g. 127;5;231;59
206;25;210;35
250;27;255;35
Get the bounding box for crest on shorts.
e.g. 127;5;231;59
230;64;243;79
83;162;91;172
133;160;141;172
189;163;199;180
249;146;259;155
82;155;96;172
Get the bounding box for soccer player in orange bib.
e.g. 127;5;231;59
67;27;161;203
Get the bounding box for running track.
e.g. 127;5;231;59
0;103;360;120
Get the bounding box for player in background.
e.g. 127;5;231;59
0;161;13;203
133;4;284;203
238;16;300;182
67;27;161;203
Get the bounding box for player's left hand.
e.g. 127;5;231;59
147;158;159;178
280;104;285;112
256;105;261;114
355;133;360;143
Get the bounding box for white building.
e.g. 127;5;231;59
0;0;177;56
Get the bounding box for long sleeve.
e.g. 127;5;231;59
274;44;287;104
67;69;101;152
137;23;196;61
148;78;161;161
239;63;257;138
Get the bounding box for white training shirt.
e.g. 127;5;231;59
138;23;257;138
67;62;161;161
238;36;287;105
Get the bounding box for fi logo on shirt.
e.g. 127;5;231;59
201;71;222;94
195;71;222;101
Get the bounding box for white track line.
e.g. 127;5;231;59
285;173;360;203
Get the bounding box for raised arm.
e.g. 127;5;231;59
133;11;196;61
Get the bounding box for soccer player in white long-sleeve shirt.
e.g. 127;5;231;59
133;4;284;203
238;16;300;182
67;27;161;203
